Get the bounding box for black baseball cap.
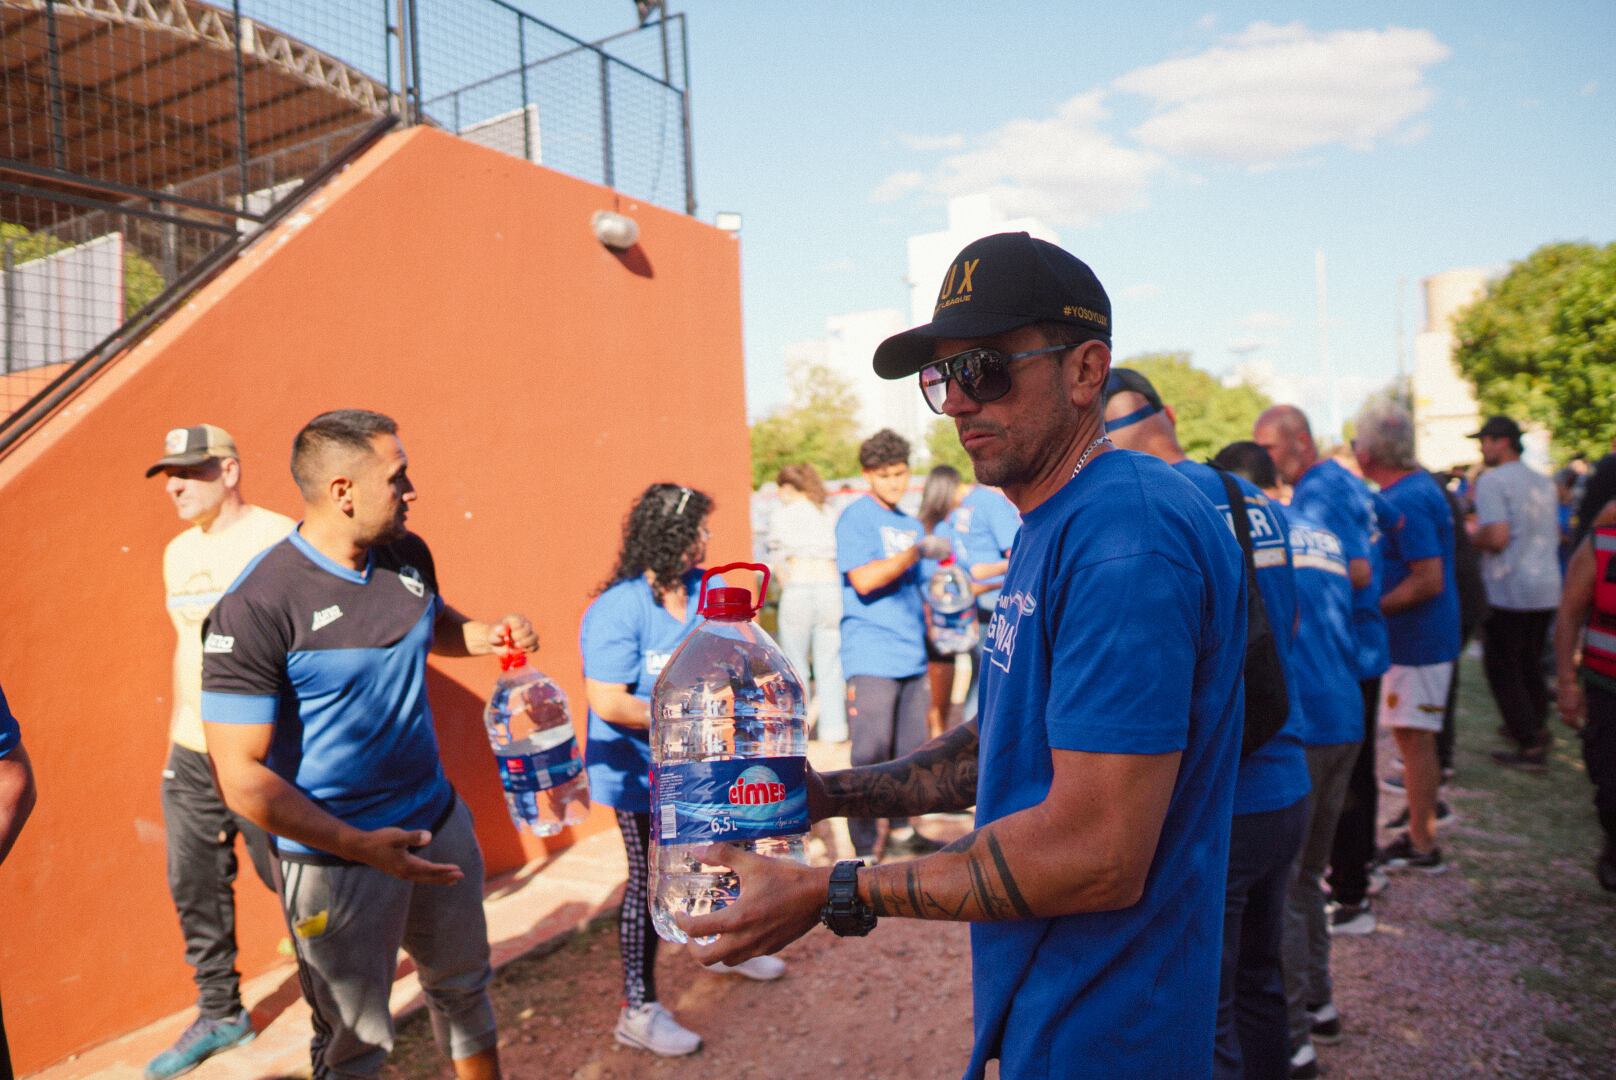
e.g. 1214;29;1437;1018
1469;415;1523;440
1102;368;1166;432
872;232;1111;380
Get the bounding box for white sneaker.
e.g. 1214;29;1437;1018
614;1002;702;1056
706;954;787;981
1366;867;1390;897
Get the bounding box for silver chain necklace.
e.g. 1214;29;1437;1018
1070;433;1114;478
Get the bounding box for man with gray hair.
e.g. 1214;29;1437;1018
1353;402;1459;874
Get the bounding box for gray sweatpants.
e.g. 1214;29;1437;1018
1283;741;1360;1048
279;798;496;1078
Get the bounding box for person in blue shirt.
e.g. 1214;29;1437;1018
947;482;1021;725
677;231;1248;1080
0;681;39;1080
835;429;951;859
1214;441;1362;1079
1353;402;1461;874
1106;374;1310;1080
203;410;539;1080
580;483;785;1058
1255;404;1398;936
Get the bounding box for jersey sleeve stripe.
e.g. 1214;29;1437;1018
201;691;278;725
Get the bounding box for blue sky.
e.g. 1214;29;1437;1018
527;2;1615;438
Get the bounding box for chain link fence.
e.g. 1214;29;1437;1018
1;0;692;445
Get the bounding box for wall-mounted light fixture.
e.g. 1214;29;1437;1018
592;209;640;250
714;211;743;234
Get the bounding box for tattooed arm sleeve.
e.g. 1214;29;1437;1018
855;745;1182;921
820;720;980;819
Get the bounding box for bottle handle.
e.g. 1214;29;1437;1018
699;562;771;617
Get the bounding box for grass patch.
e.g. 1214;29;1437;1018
1440;655;1616;1060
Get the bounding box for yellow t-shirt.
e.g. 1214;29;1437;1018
164;505;294;752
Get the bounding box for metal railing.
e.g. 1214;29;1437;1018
0;0;693;447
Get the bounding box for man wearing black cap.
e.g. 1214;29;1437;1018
675;233;1248;1080
145;425;292;1080
1470;415;1563;769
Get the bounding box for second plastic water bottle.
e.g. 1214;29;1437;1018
483;646;590;838
927;555;979;655
649;563;807;944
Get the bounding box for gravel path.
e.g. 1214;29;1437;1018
384;661;1614;1079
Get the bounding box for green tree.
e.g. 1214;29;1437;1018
1454;241;1616;461
924;417;975;482
1118;351;1274;461
749;359;863;487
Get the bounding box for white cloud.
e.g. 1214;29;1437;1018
1582;80;1599;96
886;91;1166;227
1228;337;1270;355
898;132;966;151
1121;283;1162;301
1114;22;1450;168
1197;13;1217;30
871;170;926;203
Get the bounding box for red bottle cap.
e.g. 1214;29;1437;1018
698;562;772;622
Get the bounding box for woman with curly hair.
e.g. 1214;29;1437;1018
580;482;784;1057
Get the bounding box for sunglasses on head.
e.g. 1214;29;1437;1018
918;343;1073;415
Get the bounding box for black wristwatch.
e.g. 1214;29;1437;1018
820;859;877;937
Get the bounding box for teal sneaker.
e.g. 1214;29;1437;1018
145;1010;255;1079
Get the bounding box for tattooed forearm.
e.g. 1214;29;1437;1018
823;722;979;819
859;827;1035;922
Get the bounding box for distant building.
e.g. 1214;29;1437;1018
1412;268;1487;471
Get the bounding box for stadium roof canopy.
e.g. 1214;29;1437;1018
2;0;393;230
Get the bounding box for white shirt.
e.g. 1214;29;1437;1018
1473;460;1561;611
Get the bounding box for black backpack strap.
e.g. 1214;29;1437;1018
1217;468;1256;562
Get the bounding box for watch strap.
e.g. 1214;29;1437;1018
820;859;877;937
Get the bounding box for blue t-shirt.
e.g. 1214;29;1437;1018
0;682;19;760
1380;471;1461;666
580;569;703;814
835;495;926;679
950;485;1022;612
1173;461;1311;817
1292;459;1394;680
1286;511;1363;747
968;450;1245;1080
201;531;453;858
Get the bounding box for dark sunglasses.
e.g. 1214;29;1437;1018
918;343;1072;415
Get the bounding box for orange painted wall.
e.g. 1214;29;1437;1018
0;128;751;1074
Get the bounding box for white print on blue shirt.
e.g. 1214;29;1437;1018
645;651;673;678
985;589;1037;675
880;525;918;558
1290;523;1350;576
1217;495;1290;569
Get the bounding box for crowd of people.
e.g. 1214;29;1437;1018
0;231;1611;1080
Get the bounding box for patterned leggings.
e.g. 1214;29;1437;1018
615;809;659;1007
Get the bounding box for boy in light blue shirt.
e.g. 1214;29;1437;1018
836;429;950;858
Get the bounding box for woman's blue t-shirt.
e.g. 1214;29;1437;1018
579;569;702;814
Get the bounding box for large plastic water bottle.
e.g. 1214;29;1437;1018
926;556;979;655
483;645;590;838
649;562;808;944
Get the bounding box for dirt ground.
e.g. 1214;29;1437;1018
383;658;1614;1079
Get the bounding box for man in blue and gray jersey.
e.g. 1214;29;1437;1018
202;410;537;1080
